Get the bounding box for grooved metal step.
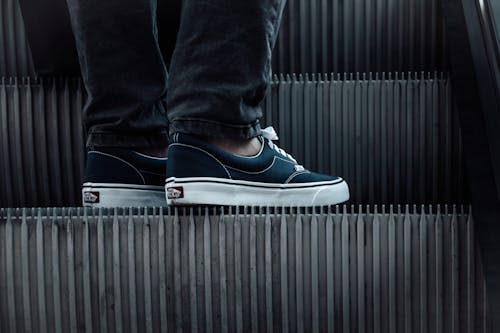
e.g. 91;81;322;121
5;0;448;76
0;73;466;207
274;0;449;73
0;0;33;76
0;77;85;207
0;205;485;333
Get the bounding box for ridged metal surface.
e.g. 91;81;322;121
273;0;449;73
0;205;486;332
0;0;34;76
6;0;447;76
0;74;465;207
0;77;86;207
262;72;466;205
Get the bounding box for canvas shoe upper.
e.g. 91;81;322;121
165;127;350;206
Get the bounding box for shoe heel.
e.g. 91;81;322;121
82;183;165;207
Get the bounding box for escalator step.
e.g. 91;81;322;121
0;0;34;77
0;77;85;207
0;206;485;333
263;72;466;205
4;0;447;76
0;73;465;207
274;0;449;73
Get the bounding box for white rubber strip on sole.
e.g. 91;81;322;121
82;183;166;207
165;177;350;206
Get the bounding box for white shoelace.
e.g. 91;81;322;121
261;127;304;171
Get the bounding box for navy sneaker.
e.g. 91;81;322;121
165;127;349;206
82;148;167;207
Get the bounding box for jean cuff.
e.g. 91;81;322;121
169;118;262;139
86;130;169;148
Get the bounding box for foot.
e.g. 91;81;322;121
82;147;167;207
166;127;350;206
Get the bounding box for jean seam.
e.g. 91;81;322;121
169;117;260;129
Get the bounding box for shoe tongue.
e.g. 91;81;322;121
261;126;279;141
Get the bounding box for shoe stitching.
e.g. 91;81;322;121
89;151;146;185
226;157;277;174
170;143;232;179
224;155;294;175
83;182;164;190
132;151;168;160
171;140;296;176
166;177;344;189
185;135;265;160
285;171;312;184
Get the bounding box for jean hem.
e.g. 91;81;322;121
169;118;262;139
86;130;169;148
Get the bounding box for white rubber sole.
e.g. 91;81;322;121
82;183;166;207
165;177;350;206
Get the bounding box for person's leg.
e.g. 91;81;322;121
66;0;169;149
165;0;350;206
166;0;287;139
67;0;169;206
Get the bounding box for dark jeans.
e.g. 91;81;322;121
66;0;287;148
